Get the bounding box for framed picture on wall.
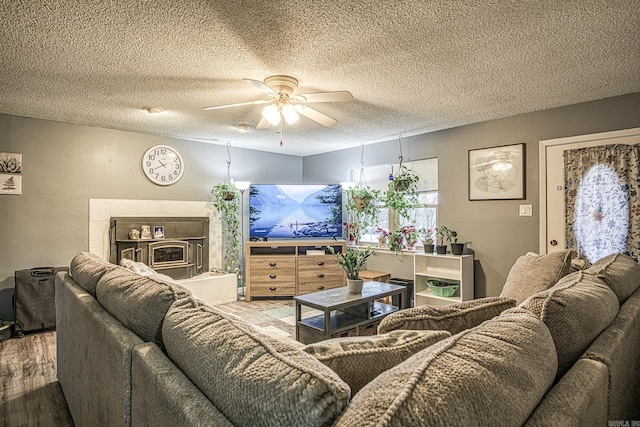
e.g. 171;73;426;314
468;143;525;200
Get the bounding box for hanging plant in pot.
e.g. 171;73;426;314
327;245;375;293
212;183;241;274
384;166;420;225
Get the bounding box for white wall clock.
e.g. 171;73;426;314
142;145;184;186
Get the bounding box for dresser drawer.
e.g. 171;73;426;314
249;282;296;297
249;258;295;281
297;256;344;294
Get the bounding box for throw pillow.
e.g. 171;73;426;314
119;258;157;276
303;329;450;394
521;270;619;378
377;296;516;335
69;251;118;296
586;253;640;303
335;308;557;426
162;298;350;427
96;268;191;347
500;250;573;305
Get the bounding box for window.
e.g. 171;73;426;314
349;158;438;245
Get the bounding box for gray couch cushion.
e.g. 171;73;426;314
377;296;516;335
96;268;191;347
335;308;557;426
162;298;350;427
500;250;573;304
303;329;450;394
521;270;619;378
586;253;640;303
69;251;117;296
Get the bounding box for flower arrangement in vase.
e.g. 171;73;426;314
375;227;391;248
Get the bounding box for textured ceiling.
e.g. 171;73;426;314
1;0;639;156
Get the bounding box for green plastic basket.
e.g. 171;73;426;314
427;280;459;297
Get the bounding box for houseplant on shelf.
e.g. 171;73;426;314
327;245;375;293
212;183;241;274
436;225;452;254
375;227;390;248
418;228;434;253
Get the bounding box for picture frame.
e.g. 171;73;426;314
153;226;165;239
469;143;525;200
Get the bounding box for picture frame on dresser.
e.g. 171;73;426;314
468;143;525;200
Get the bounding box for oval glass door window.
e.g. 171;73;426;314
574;164;629;263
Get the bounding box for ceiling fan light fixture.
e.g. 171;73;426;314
282;104;299;124
262;104;281;126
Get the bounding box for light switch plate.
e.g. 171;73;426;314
519;204;532;216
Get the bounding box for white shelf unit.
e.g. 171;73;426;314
413;253;474;307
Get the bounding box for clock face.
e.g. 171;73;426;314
142;145;184;186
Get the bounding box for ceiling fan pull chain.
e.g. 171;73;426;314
279;120;284;146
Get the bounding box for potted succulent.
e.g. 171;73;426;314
327;245;375;293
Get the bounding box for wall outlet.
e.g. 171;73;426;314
519;204;532;216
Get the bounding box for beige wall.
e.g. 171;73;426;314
303;93;640;298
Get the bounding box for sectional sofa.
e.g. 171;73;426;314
55;251;640;426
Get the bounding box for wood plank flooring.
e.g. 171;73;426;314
0;331;73;427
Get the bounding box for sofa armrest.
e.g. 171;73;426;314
378;296;516;335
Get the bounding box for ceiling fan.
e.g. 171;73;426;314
203;75;353;129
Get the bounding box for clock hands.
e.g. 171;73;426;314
157;160;168;169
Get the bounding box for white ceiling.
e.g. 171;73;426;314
1;0;639;157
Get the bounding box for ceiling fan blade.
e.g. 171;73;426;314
294;105;337;127
244;79;279;96
255;117;271;130
203;99;270;110
295;91;354;103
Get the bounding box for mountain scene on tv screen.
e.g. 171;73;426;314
249;184;342;238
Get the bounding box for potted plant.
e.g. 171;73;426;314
400;225;419;250
345;185;380;212
388;230;405;252
418;228;434;253
375;227;390;248
344;185;380;244
212;183;241;274
449;231;465;255
436;225;451;254
384;166;420;224
343;221;361;245
327;245;375;293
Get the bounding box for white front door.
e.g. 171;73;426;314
539;128;640;254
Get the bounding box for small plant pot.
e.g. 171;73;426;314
393;180;410;192
451;243;465;255
223;191;235;201
347;278;364;293
352;196;370;211
435;245;447;255
423;244;434;254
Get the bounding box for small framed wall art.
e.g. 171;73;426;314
468;143;525;200
153;226;165;239
0;152;22;195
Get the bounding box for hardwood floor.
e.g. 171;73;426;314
0;331;73;427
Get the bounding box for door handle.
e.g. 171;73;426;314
550;240;558;246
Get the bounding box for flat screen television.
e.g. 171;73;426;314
249;184;342;239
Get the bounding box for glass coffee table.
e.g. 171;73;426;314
294;281;406;344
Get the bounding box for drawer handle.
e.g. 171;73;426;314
316;261;324;266
269;274;277;279
269;286;277;291
269;262;277;267
317;285;325;290
317;273;325;278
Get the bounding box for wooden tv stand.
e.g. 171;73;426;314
245;240;346;301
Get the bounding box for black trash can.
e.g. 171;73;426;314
389;277;414;308
14;266;68;336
